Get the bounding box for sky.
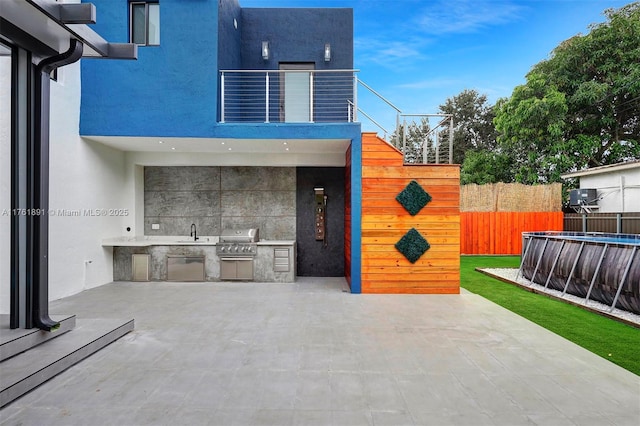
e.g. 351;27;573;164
240;0;633;133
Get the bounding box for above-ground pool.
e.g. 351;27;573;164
519;231;640;314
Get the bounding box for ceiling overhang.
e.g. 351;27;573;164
82;135;352;167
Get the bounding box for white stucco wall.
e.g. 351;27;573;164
580;167;640;213
47;61;128;302
0;55;129;314
0;55;11;314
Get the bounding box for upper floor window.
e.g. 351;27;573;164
130;2;160;46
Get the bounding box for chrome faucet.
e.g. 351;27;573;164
190;223;198;241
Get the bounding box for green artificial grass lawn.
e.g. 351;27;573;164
460;256;640;376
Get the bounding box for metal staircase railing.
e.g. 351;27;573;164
356;78;454;164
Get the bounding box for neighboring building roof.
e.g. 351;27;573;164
561;160;640;179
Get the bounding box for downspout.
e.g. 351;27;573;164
31;39;83;331
620;175;625;212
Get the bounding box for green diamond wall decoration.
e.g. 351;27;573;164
396;180;432;216
395;228;430;263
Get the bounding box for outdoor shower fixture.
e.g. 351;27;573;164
314;187;328;247
324;43;331;61
262;41;269;60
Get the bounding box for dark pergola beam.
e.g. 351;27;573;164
0;17;58;57
26;0;95;24
24;0;137;60
59;3;96;25
106;43;138;60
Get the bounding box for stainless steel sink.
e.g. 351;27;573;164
175;238;214;244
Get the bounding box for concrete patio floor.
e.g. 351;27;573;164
1;278;638;425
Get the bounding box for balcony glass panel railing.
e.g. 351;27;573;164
220;69;358;124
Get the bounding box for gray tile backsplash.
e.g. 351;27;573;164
145;166;220;191
144;216;222;238
144;166;296;240
145;191;220;217
221;167;295;191
220;216;296;241
220;191;295;217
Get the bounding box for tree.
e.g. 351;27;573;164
494;2;640;183
390;118;434;163
494;73;568;184
438;89;498;165
460;149;514;185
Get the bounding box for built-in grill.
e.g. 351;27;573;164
216;228;259;280
216;228;259;256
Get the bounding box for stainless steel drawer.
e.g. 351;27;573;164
167;255;205;281
274;248;290;272
132;254;150;281
220;257;254;281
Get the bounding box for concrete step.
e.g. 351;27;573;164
1;315;76;362
0;317;134;408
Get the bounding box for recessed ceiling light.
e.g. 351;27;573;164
228;147;232;151
158;140;164;144
171;147;176;150
283;142;288;145
285;148;289;151
221;142;225;145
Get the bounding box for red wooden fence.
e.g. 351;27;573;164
460;211;564;255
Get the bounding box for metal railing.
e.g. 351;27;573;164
564;212;640;234
355;79;401;140
220;69;358;123
219;70;456;164
397;113;454;164
356;79;454;164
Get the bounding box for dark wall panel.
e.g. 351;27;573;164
241;8;353;71
296;167;345;276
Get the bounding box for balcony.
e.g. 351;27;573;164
220;69;358;124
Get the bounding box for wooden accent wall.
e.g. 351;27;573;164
460;211;564;255
345;144;352;285
360;133;460;294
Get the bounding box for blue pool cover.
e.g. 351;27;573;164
524;231;640;246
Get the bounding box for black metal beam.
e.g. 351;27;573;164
5;0;137;331
59;4;96;25
25;0;136;59
30;39;84;331
0;18;58;58
9;45;34;330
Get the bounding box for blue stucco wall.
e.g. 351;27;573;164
80;1;355;140
349;134;362;294
80;0;219;137
218;0;242;71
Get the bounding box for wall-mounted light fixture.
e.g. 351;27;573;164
324;43;331;62
262;41;269;60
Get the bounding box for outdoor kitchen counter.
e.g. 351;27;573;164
102;237;295;247
108;238;296;283
256;240;296;246
102;236;218;247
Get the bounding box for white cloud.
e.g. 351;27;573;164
415;0;524;34
396;78;462;90
354;36;433;68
